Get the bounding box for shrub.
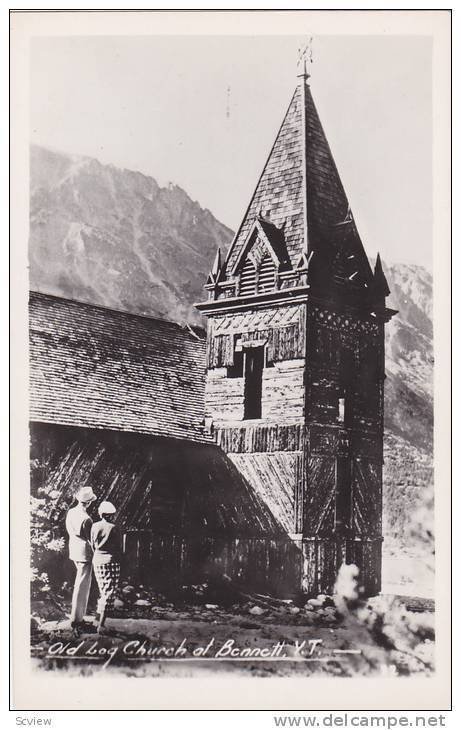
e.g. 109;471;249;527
334;563;434;675
30;459;70;599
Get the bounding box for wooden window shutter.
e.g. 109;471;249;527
239;257;256;296
258;253;276;292
208;334;234;368
266;329;275;364
271;323;302;362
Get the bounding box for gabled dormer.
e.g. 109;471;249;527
204;217;294;302
232;217;290;297
198;59;393;315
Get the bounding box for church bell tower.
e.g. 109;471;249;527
196;59;396;596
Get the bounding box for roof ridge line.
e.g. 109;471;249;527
223;87;298;269
300;74;309;256
304;84;351;229
29;290;206;336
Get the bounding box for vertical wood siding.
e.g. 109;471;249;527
207;303;306;368
124;533;382;597
227;452;303;534
215;424;306;453
352;459;382;536
307;304;384;433
304;456;336;535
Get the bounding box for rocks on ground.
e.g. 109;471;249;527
33;574;345;629
113;578;345;626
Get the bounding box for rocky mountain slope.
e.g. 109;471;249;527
376;260;433;566
29;145;433;558
383;262;433;452
30;145;232;327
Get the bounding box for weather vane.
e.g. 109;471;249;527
297;37;314;77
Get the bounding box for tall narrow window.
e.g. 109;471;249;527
239;258;256;296
258;253;276;292
335;456;352;533
243;346;264;419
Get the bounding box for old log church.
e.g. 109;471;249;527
30;63;395;596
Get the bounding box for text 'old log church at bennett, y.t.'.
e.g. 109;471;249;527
29;59;396;597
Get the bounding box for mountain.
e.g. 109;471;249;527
383;262;433;452
380;261;433;567
29;145;233;327
29;145;433;559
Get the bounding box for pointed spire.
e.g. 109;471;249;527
297;42;311;255
211;247;222;279
296;250;313;271
220;44;376;303
206;247;223;288
373;253;390;298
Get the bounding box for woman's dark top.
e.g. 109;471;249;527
90;520;122;565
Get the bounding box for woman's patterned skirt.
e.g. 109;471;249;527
93;560;121;614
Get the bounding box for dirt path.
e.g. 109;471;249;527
31;603;431;678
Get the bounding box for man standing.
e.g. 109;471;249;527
65;486;97;635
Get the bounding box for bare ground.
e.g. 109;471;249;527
31;596;435;678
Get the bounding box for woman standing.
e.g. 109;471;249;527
90;501;122;633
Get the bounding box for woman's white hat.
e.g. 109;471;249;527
75;486;97;504
98;500;117;516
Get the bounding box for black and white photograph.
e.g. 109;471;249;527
10;9;451;712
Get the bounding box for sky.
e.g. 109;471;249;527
30;34;432;270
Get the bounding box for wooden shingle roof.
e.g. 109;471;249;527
223;75;376;297
31;422;286;537
226;86;304;273
29;292;210;443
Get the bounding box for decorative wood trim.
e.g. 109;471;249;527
195;286;311;315
215;424;306;453
197;290;395;321
308;295;396;323
309;304;380;336
212;302;305;336
231;219;280;276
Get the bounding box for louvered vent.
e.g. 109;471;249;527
239;258;256;296
258;254;276;292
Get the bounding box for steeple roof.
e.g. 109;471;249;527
223;72;376;301
226;85;304;273
373;253;391;299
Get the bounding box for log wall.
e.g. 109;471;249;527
202;298;384;594
29;422;287;538
306;303;385;432
226;452;303;534
302;303;384;593
205;360;305;425
205;302;307;428
124;531;382;597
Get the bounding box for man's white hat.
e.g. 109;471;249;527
75;486;97;504
98;500;117;516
